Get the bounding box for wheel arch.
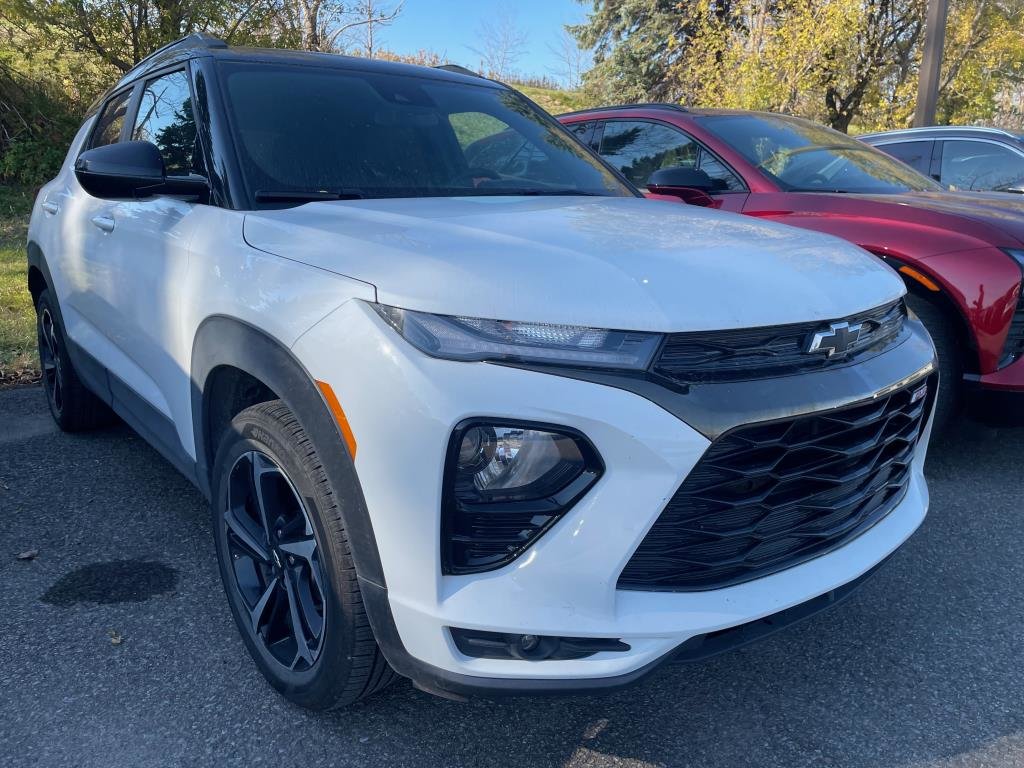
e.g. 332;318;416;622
190;315;387;587
26;240;52;308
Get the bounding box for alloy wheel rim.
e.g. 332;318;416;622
39;308;63;415
224;450;327;671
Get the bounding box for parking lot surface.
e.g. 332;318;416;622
2;385;1022;768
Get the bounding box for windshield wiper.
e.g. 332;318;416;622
254;189;364;202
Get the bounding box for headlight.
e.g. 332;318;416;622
443;420;603;573
1006;248;1024;271
372;304;662;370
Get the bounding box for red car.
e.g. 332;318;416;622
555;106;1024;427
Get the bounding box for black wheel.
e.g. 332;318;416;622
907;292;963;434
36;290;111;432
212;401;396;709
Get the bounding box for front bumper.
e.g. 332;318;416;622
292;301;935;693
966;355;1024;425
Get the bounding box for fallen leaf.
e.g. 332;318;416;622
108;629;123;646
16;549;38;561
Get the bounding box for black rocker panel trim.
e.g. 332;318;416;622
190;315;386;588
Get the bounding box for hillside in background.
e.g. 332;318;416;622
515;84;596;116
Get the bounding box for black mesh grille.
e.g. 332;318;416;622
618;374;935;592
653;300;906;384
1001;293;1024;366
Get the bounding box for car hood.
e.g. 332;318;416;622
243;196;904;332
849;191;1024;247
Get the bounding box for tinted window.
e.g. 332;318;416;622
132;70;200;177
218;63;631;202
597;120;742;192
567;120;598;150
940;140;1024;192
880;140;933;175
90;90;132;148
699;114;941;193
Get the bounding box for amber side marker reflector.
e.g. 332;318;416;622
316;380;357;459
898;265;941;292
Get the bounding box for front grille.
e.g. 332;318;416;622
619;374;935;592
1001;294;1024;366
653;300;906;384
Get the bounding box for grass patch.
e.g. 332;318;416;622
0;184;37;387
515;85;595;116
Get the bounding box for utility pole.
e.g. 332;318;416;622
914;0;948;127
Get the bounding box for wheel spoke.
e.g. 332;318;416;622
250;452;278;538
249;576;279;634
224;507;270;562
282;569;315;669
279;538;322;597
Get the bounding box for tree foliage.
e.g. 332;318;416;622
572;0;1024;132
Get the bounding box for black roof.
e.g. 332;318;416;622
110;34;496;94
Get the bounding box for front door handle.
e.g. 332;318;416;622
90;215;115;233
41;201;59;215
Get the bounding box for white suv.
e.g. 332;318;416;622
27;35;937;708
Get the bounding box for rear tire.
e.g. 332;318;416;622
906;292;962;434
35;290;112;432
211;400;397;709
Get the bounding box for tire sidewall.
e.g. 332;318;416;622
211;407;361;706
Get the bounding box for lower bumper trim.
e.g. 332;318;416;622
360;554;892;701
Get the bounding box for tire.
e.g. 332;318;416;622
906;292;963;434
211;400;397;709
35;290;112;432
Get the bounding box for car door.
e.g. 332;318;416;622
593;119;748;211
50;86;138;392
937;139;1024;192
90;67;208;439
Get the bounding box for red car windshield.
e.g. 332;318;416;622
698;113;943;194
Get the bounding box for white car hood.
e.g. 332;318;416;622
242;196;904;332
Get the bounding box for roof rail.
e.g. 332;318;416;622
122;33;228;79
557;103;689;118
434;64;483;78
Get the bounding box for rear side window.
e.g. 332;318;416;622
90;90;133;148
880;140;934;176
132;70;200;177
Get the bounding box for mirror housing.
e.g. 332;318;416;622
75;140;208;200
646;167;720;207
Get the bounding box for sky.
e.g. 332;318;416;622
377;0;591;84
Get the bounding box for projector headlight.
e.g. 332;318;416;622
372;304;662;370
443;420;603;574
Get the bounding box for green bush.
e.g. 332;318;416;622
0;134;69;187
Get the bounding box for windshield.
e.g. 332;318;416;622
698;114;943;193
218;62;633;204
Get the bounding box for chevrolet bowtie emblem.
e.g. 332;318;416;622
807;321;863;357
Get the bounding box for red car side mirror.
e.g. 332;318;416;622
645;186;720;208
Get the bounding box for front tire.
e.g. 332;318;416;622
906;292;962;433
35;290;111;431
211;401;396;709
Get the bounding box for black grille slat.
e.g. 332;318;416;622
1001;290;1024;366
618;375;934;591
654;301;907;384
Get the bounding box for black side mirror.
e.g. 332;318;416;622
648;166;717;193
647;167;720;207
75;140;208;200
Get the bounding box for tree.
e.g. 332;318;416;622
470;5;528;81
548;26;589;89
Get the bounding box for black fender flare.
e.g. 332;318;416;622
190;315;386;588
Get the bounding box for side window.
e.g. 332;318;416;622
132;70;200;177
880;140;934;176
567;121;598;150
597;120;743;192
454;112;550;180
89;90;133;149
940;140;1024;192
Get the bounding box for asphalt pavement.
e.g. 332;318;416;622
2;384;1023;768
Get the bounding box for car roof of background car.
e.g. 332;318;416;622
860;125;1024;143
557;104;815;121
93;33;498;114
